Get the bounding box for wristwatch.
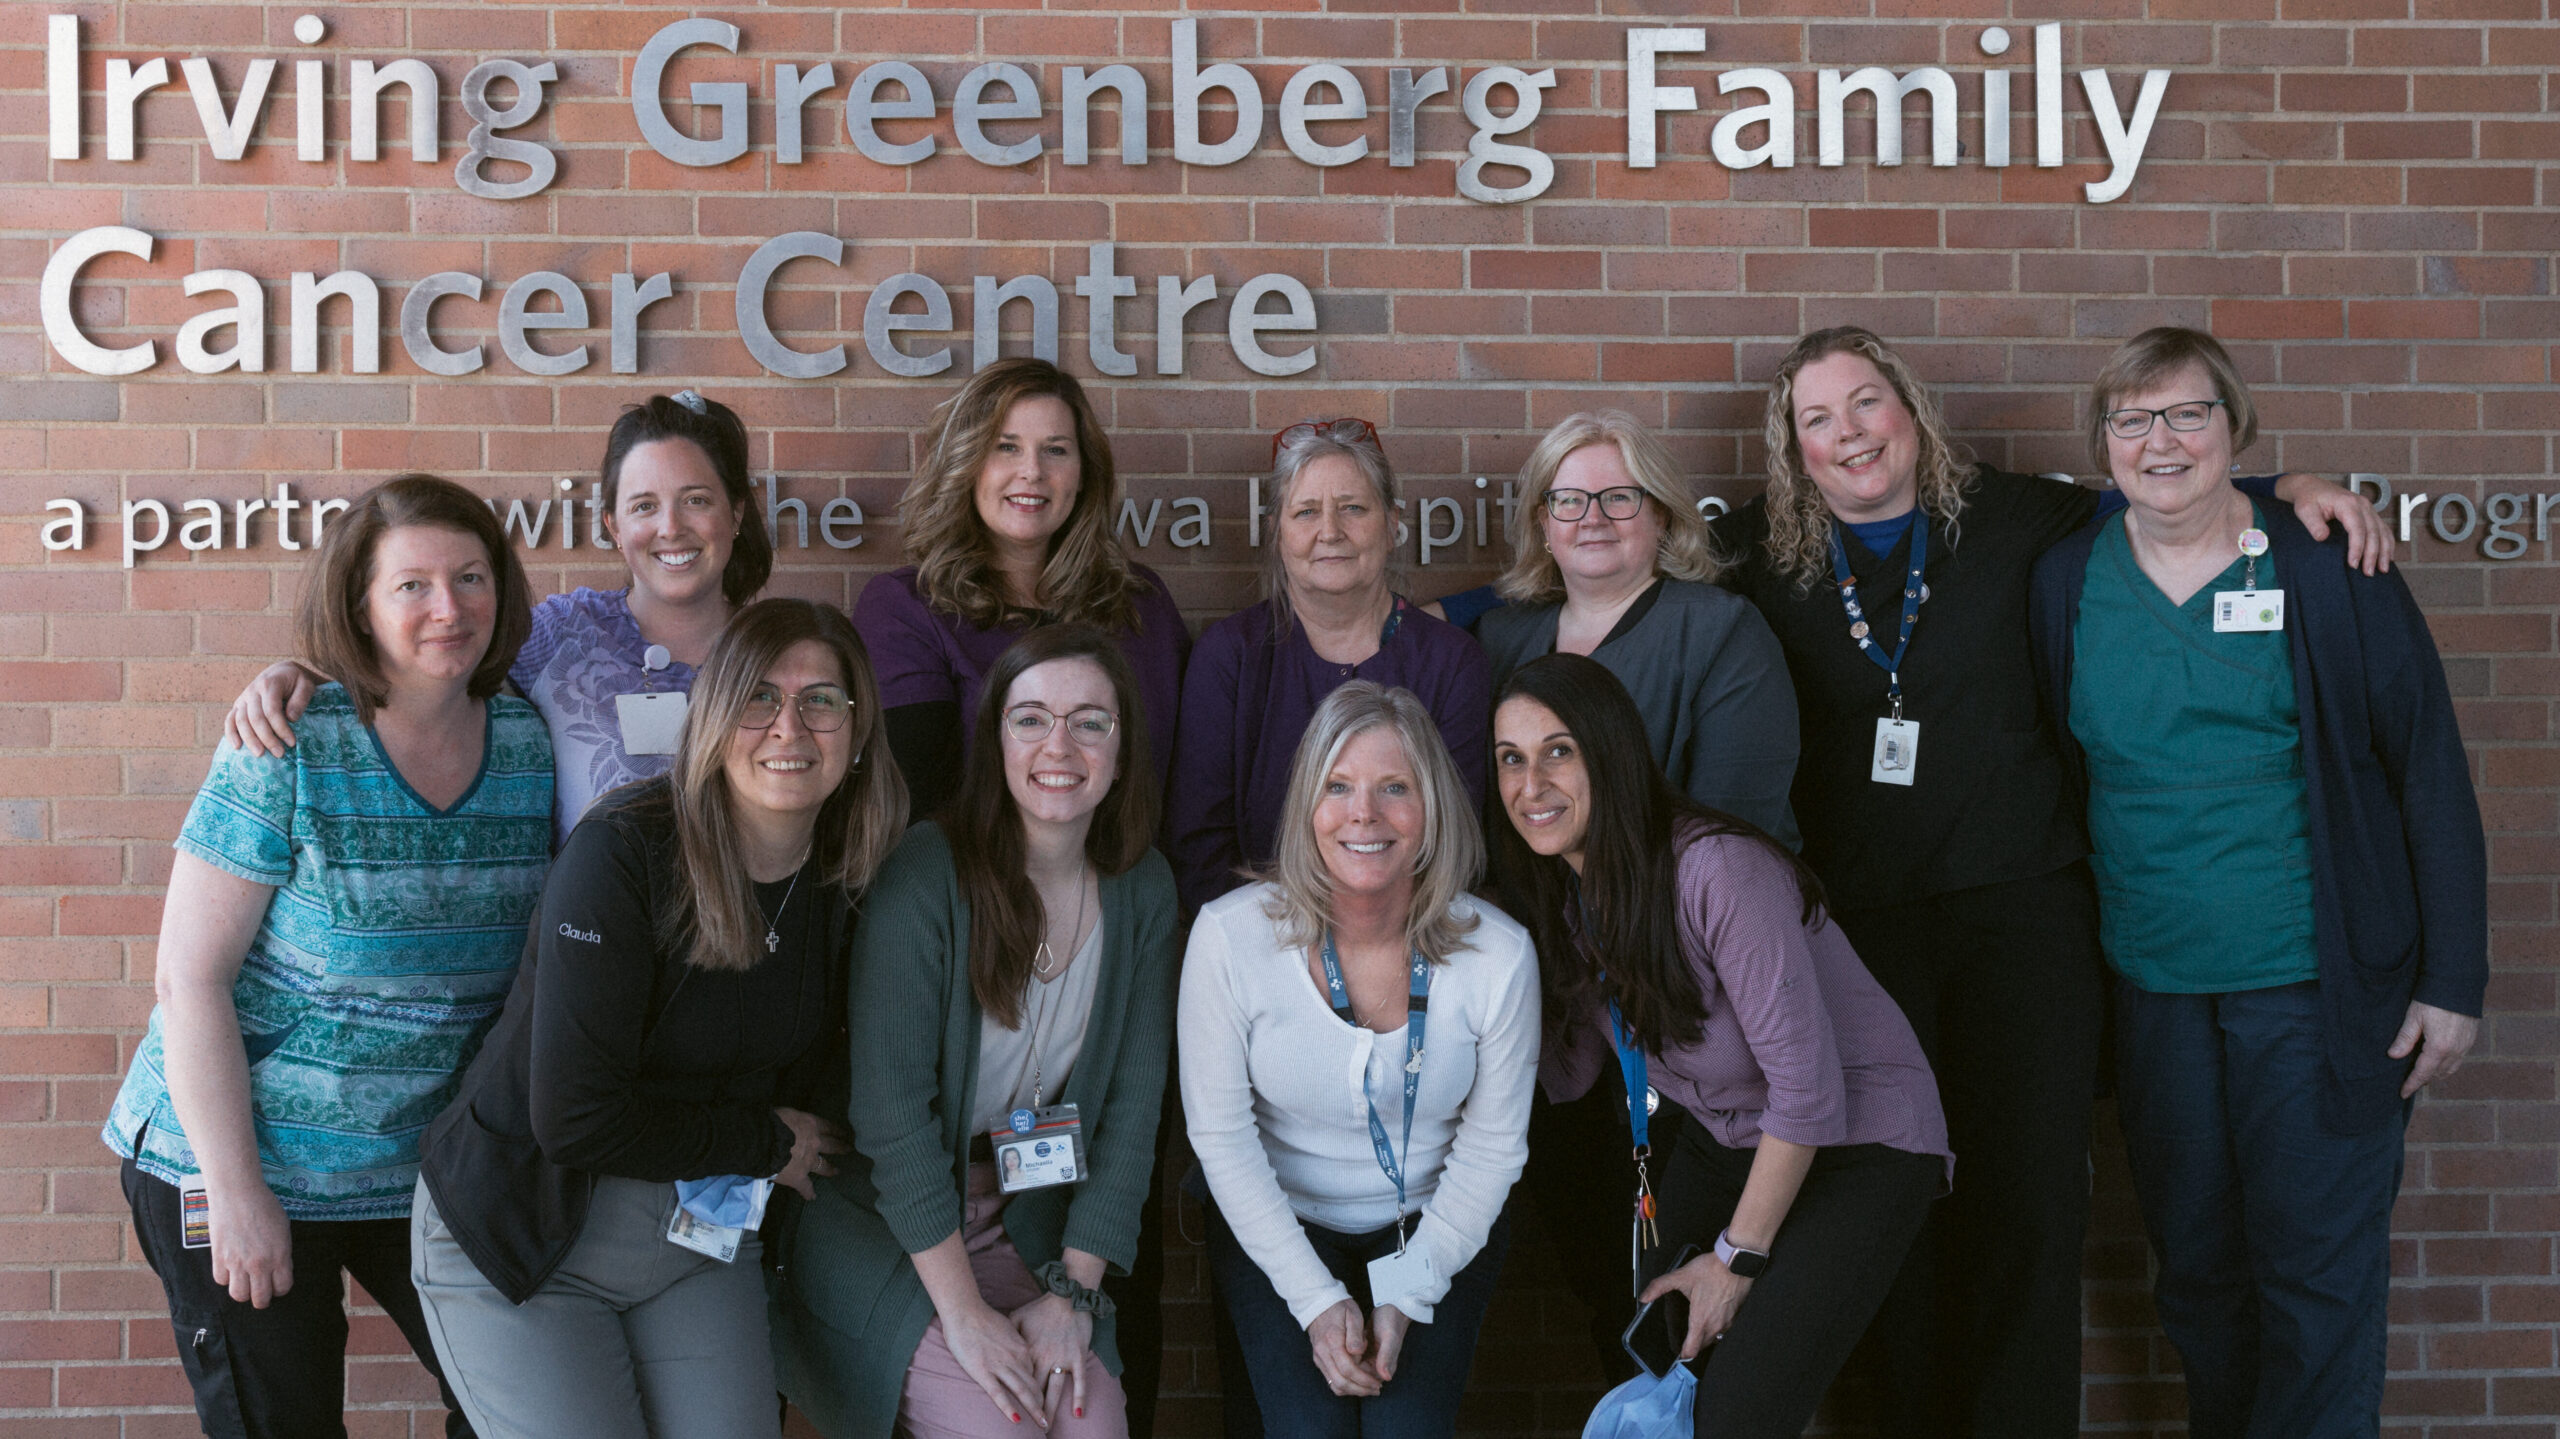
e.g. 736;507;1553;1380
1715;1228;1771;1280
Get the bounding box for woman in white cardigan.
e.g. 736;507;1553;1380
1179;681;1539;1439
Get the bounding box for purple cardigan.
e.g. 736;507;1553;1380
852;563;1190;788
1167;598;1490;915
1547;830;1951;1181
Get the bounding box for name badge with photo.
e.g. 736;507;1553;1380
665;1202;746;1263
990;1104;1086;1194
2213;589;2285;633
1870;717;1919;786
615;691;689;755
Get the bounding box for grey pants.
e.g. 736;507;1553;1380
411;1175;781;1439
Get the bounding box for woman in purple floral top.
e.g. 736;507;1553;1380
221;393;773;845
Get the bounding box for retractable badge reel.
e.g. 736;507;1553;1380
614;643;689;755
2213;528;2285;634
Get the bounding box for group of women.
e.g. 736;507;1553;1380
104;323;2482;1439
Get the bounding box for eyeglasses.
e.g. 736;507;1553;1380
739;684;851;733
1003;703;1119;747
1543;486;1648;522
1271;417;1381;462
2103;399;2225;441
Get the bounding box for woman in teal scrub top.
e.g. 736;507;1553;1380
2028;327;2486;1439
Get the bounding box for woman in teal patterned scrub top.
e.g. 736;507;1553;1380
104;476;554;1439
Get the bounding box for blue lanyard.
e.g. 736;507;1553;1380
1827;514;1929;718
1605;1000;1651;1155
1319;932;1430;1228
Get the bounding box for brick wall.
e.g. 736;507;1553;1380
3;0;2554;1434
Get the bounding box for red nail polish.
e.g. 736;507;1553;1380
1076;1409;1085;1420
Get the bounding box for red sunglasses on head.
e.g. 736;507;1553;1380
1270;417;1381;462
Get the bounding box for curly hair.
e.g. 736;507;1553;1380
1495;410;1722;605
897;358;1143;633
1758;327;1974;591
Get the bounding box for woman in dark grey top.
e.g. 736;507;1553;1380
1474;409;1800;1386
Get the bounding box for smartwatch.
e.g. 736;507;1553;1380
1715;1228;1770;1280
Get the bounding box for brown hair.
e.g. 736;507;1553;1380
601;391;771;606
946;624;1160;1029
1759;327;1974;590
1495;410;1722;604
296;474;531;725
653;598;908;972
2087;327;2259;474
898;358;1145;633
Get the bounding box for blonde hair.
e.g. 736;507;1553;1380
655;599;908;971
1495;410;1722;604
1260;682;1482;968
898;358;1143;633
2087;326;2259;475
1759;327;1974;590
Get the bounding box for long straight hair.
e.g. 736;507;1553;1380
1488;654;1826;1051
653;599;908;971
898;358;1145;633
946;624;1160;1029
1260;682;1483;969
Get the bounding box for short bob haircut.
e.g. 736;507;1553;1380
1261;419;1401;615
600;391;772;607
946;623;1161;1028
1261;681;1482;968
898;358;1143;634
2086;326;2259;475
1759;326;1974;590
297;474;531;726
652;597;908;971
1495;410;1722;604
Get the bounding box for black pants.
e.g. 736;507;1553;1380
1520;1071;1690;1384
1657;1126;1938;1439
1830;863;2105;1439
123;1159;473;1439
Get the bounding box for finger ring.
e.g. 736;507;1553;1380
1050;1366;1067;1376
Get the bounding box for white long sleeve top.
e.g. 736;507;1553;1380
1178;883;1540;1327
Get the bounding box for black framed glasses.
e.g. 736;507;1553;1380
1544;486;1648;522
1003;703;1119;747
739;684;851;733
1271;417;1381;462
2103;398;2224;441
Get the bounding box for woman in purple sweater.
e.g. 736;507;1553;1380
1168;418;1489;915
1490;653;1949;1439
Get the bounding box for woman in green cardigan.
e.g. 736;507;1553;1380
773;623;1180;1439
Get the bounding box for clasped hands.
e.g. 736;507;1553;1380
1306;1297;1415;1398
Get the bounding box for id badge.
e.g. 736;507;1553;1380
1366;1236;1437;1312
179;1176;211;1250
664;1202;744;1264
2213;589;2285;633
1870;717;1919;786
990;1104;1086;1193
615;691;689;756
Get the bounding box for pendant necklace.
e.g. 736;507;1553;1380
1031;869;1092;981
752;858;808;955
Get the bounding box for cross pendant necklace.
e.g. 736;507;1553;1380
755;863;806;955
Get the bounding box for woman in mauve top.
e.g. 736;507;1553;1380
1491;654;1947;1439
1169;417;1489;915
856;358;1188;822
220;391;775;846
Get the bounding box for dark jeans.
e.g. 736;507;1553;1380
1521;1074;1691;1385
1830;863;2104;1439
2114;979;2405;1439
123;1158;473;1439
1654;1124;1939;1439
1205;1199;1510;1439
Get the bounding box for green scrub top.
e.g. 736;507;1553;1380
2068;505;2320;995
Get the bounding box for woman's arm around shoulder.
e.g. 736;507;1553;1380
1402;902;1541;1322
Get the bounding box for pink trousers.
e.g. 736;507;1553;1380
896;1163;1128;1439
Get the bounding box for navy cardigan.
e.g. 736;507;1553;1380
2027;502;2487;1131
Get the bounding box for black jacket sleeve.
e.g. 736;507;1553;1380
526;818;795;1181
884;700;965;824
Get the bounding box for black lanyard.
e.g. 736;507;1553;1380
1827;516;1928;721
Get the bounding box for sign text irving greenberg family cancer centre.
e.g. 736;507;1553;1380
37;16;2174;385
